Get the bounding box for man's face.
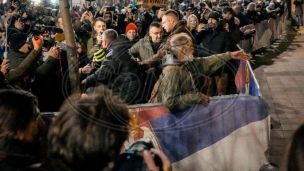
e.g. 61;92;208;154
222;12;233;20
248;4;255;11
185;10;192;17
149;26;162;43
94;21;107;34
104;14;112;22
234;7;241;14
208;18;218;29
162;15;174;32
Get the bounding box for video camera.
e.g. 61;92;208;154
113;138;163;171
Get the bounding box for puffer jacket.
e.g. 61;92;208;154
85;35;143;104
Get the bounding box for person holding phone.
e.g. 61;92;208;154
87;18;107;59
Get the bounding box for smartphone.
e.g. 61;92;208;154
106;6;115;11
160;4;166;9
87;6;93;12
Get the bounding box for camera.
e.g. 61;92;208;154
113;138;163;171
200;2;206;7
131;8;138;14
107;6;115;11
219;18;228;27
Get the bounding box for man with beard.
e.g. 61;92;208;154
198;11;233;96
103;11;121;34
0;90;45;171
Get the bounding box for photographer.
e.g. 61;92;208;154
6;33;60;90
7;15;24;43
197;11;233;96
221;7;241;46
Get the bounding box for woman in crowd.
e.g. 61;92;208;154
187;14;199;36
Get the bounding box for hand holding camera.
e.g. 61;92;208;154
114;138;172;171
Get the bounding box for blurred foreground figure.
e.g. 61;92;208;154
0;90;45;171
25;86;172;171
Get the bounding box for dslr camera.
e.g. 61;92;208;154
114;138;163;171
219;18;228;27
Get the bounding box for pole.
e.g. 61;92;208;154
59;0;81;95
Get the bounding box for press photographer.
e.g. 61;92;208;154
5;33;60;90
221;6;241;45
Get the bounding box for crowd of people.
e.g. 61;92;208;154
0;0;301;170
0;0;283;112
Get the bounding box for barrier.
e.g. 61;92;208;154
237;10;287;97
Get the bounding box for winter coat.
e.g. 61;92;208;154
154;52;232;112
85;35;143;104
140;20;197;67
129;35;165;61
6;50;59;89
198;27;233;57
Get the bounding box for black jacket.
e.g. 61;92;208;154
86;35;142;104
0;72;13;89
198;26;233;57
0;139;43;171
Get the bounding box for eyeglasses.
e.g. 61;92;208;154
150;31;163;36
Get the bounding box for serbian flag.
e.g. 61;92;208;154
126;95;270;170
235;60;247;93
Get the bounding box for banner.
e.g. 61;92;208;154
126;95;270;170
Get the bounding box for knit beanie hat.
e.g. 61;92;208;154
125;23;138;33
208;11;221;22
93;49;106;68
10;33;29;50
